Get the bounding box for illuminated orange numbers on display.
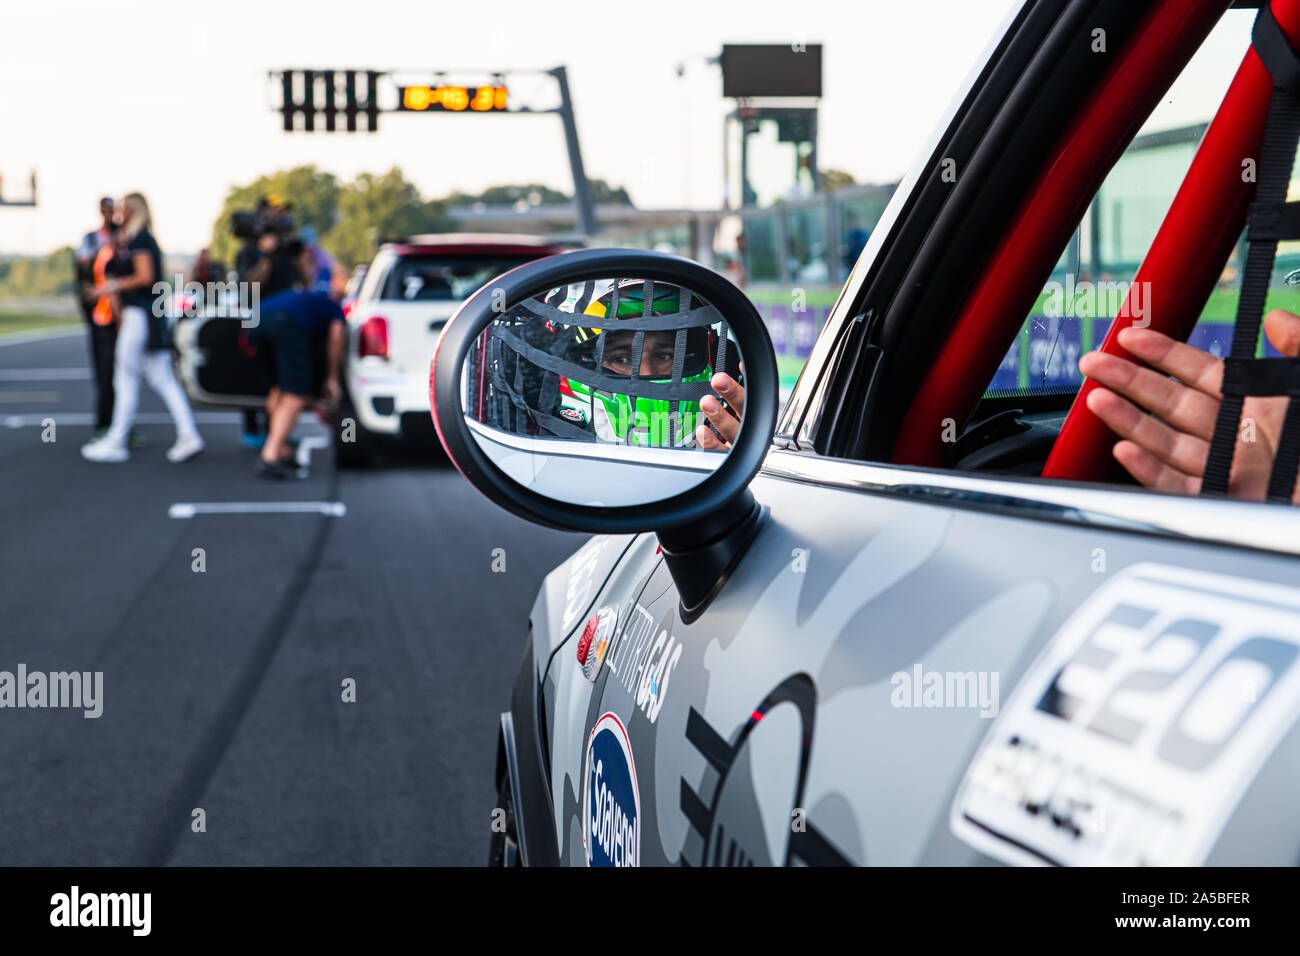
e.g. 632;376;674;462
399;85;508;112
402;86;433;110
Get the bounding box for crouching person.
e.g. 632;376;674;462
251;278;344;480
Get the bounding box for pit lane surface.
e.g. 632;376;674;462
0;329;581;865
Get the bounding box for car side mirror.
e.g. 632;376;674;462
430;249;778;621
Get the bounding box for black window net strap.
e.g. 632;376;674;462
715;321;729;380
1255;4;1300;94
669;289;692;446
575;279;596;315
488;358;591;440
594;280;616;370
489;324;714;402
511;294;722;332
1221;355;1300;396
1269;398;1300;501
1247;199;1300;240
1202;7;1300;497
627;280;650;409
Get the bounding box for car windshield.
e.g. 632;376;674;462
380;254;537;302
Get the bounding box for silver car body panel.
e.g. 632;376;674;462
527;463;1300;866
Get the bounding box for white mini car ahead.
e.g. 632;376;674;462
337;233;574;466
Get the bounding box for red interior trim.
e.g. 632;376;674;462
892;0;1229;467
1043;0;1300;481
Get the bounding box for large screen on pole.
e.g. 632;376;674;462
721;44;822;98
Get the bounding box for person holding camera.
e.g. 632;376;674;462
234;197;302;448
235;196;300;299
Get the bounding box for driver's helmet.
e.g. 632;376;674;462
557;279;716;447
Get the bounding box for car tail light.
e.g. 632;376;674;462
358;315;389;359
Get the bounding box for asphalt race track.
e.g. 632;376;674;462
0;329;582;865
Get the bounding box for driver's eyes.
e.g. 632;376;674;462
603;348;675;374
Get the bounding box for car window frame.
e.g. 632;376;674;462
785;0;1225;460
356;249;396;305
763;0;1300;557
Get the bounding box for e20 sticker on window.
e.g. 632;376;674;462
950;563;1300;867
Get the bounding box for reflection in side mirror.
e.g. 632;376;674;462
460;277;745;507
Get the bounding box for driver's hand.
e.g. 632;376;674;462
1078;308;1300;503
696;368;744;451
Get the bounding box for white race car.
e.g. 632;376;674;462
337;233;574;466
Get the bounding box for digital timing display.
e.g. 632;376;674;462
398;85;508;112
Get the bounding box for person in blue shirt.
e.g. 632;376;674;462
251;247;345;479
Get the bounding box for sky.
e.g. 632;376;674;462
0;0;1034;255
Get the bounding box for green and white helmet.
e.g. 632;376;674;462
554;279;720;448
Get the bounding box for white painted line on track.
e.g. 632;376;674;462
0;326;83;347
0;367;91;381
4;412;242;428
296;435;330;468
168;501;346;519
0;390;61;403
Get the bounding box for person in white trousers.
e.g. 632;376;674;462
81;193;204;464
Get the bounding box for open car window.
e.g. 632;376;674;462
983;9;1300;406
988;124;1207;399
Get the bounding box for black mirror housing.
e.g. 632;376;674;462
430;248;778;536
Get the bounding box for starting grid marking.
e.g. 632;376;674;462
296;436;329;468
168;501;346;519
4;412;244;428
0;327;84;348
0;367;92;381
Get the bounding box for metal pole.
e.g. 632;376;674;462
809;108;819;195
550;66;597;238
723;111;732;210
739;108;755;208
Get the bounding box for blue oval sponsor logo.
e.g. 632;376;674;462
583;712;639;866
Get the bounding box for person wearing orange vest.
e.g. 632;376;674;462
90;238;117;326
75;198;118;436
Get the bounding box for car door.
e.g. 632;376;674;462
173;298;270;409
562;0;1300;867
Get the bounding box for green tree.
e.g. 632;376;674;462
820;168;856;192
209;165;342;268
590;178;633;205
447;178;634;207
0;247;75;299
448;183;570;207
322;168;451;267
